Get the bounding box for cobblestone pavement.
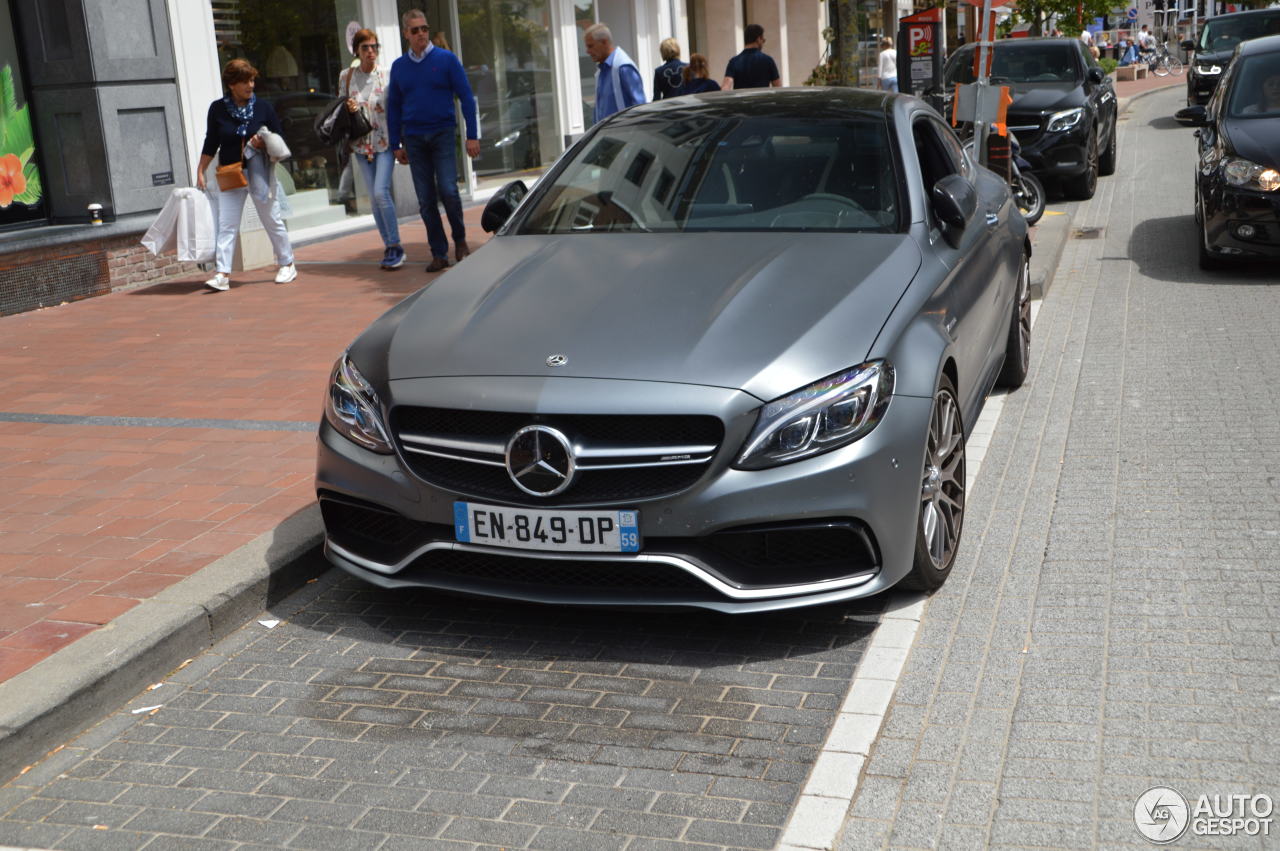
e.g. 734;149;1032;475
837;87;1280;850
0;569;881;850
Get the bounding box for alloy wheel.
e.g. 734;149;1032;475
920;387;965;570
1015;257;1031;368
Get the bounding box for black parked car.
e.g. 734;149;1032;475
1175;35;1280;270
1183;8;1280;107
941;37;1118;200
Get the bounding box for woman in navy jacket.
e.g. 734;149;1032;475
195;59;296;291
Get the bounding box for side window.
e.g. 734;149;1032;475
912;117;961;193
931;119;972;179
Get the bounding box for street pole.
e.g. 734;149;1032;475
973;0;995;166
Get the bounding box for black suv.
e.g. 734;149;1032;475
1183;8;1280;106
941;37;1118;199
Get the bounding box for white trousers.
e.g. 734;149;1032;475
213;151;293;274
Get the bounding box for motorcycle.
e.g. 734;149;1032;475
963;129;1045;226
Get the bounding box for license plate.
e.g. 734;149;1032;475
453;502;641;553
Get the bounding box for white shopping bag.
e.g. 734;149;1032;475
141;187;215;263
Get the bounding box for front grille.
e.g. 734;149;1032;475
657;520;880;587
390;407;725;506
1007;119;1043;145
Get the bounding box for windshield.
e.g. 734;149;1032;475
945;42;1081;85
1200;13;1280;53
1226;54;1280;118
516;113;900;234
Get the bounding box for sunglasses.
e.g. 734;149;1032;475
358;43;381;51
408;25;429;34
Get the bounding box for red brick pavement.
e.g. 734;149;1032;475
0;204;492;684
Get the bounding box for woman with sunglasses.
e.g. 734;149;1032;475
344;28;404;270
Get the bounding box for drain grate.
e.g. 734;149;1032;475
1072;227;1104;239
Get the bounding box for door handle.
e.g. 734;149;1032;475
985;213;999;227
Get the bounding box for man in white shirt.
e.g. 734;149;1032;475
1079;28;1094;47
1137;24;1157;60
878;38;898;92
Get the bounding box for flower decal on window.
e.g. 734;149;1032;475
0;152;27;207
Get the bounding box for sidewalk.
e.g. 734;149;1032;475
0;205;492;679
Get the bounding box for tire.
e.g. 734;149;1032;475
1063;127;1099;200
1014;172;1045;225
997;254;1031;389
901;375;966;592
1098;117;1118;177
1168;56;1184;76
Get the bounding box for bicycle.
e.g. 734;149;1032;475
1148;41;1184;77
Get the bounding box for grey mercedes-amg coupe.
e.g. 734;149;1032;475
316;88;1031;613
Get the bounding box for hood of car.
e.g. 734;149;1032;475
1007;83;1085;115
1193;49;1235;66
377;233;922;402
1223;116;1280;169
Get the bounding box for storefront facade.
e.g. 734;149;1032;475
0;0;823;314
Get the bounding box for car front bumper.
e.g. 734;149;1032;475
315;376;936;613
1202;182;1280;261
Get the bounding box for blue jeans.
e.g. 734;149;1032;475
880;77;898;93
403;129;465;259
353;150;400;249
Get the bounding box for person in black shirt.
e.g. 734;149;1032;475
195;59;296;291
679;54;721;95
721;24;781;90
653;38;688;100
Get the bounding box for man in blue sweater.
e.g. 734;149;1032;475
388;9;480;273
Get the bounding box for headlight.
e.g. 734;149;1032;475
1195;63;1222;75
1223;158;1280;192
325;354;393;453
736;362;893;470
1046;107;1085;133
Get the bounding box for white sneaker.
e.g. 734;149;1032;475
204;272;230;291
274;263;298;284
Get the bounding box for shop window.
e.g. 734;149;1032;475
215;0;363;218
0;1;46;229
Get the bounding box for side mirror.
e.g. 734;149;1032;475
481;180;529;233
1087;66;1105;84
1174;105;1209;127
931;174;977;248
1181;39;1196;52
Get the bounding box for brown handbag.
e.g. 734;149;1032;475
215;141;248;191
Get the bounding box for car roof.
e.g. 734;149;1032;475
620;87;896;122
1205;6;1280;22
1236;32;1280;57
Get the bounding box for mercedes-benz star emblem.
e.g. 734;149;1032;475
545;354;568;367
505;425;576;497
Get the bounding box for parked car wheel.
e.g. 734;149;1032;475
1064;128;1099;199
902;375;966;591
997;254;1032;389
1098;118;1118;176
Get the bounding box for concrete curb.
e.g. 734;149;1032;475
1029;209;1072;300
0;507;324;783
